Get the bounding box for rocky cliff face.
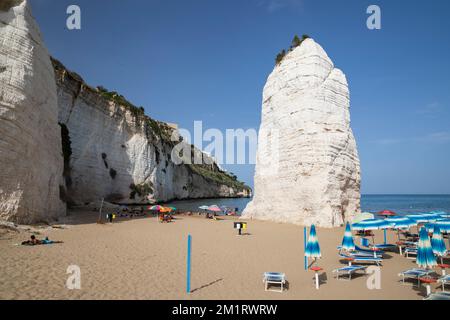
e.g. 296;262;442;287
242;38;360;227
0;1;65;223
53;59;251;205
0;0;249;224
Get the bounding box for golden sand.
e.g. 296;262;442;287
0;210;441;300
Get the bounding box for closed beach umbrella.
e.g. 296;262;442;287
305;225;321;265
431;226;447;264
341;222;355;252
385;217;416;229
351;219;391;231
416;227;437;269
352;212;375;224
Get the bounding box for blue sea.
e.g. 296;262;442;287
168;195;450;215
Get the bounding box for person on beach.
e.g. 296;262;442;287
21;235;63;246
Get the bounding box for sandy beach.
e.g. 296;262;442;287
0;210;442;300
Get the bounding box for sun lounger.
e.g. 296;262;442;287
404;247;418;259
355;245;385;256
332;265;367;280
372;244;397;251
263;272;286;293
398;268;433;286
439;275;450;292
424;292;450;300
338;253;382;266
337;247;383;258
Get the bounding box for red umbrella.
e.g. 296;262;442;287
378;210;396;217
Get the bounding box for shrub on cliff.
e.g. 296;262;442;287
275;34;311;65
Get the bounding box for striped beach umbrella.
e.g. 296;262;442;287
305;225;321;261
407;213;441;224
425;220;450;233
431;226;447;264
351;219;391;231
416;227;437;269
385;216;416;229
341;222;355;252
148;205;163;211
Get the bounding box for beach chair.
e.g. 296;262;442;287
338;253;382;266
398;268;433;286
337;247;383;259
355;245;385;256
438;275;450;292
372;243;397;251
424;292;450;300
404;247;418;259
263;272;286;293
332;265;367;280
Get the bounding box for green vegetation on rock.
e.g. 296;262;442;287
275;34;310;65
188;164;251;192
129;182;154;200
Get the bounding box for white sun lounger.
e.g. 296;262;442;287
263;272;286;293
398;268;433;286
424;292;450;300
439;274;450;292
404;247;418;259
338;253;383;266
332;265;367;280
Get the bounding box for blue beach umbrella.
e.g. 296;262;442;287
431;226;447;264
407;213;441;224
416;227;437;269
385;216;416;229
351;219;391;231
305;225;321;265
425;220;450;233
341;222;355;251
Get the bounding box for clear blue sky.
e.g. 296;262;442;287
30;0;450;194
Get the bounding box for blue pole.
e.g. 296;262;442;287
304;227;307;270
187;234;192;293
384;229;387;244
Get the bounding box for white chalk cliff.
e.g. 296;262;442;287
0;0;250;224
53;59;251;206
0;1;66;223
242;38;360;227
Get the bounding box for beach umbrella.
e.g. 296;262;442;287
199;205;209;210
378;210;396;217
416;227;437;269
431;226;447;264
351;219;391;231
207;205;222;212
305;225;321;265
406;213;441;224
352;212;375;224
341;222;355;252
159;207;172;213
385;216;416;229
148;205;162;211
425;220;450;233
